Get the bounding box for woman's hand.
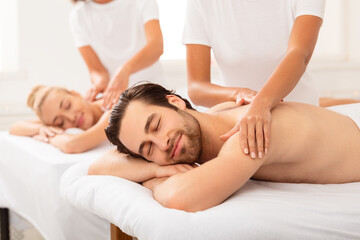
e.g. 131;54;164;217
85;70;110;102
48;133;74;153
220;101;271;159
32;126;63;143
102;68;130;111
233;88;257;105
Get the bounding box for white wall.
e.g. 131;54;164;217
0;0;359;130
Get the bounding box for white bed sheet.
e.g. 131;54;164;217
60;103;360;240
0;132;112;240
61;159;360;240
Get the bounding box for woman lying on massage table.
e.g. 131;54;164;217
10;85;110;153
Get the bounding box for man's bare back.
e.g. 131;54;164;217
212;102;360;184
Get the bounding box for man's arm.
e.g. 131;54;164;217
147;132;268;212
88;148;195;183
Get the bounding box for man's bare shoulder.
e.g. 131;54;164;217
207;101;239;113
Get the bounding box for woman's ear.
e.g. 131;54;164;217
166;95;186;110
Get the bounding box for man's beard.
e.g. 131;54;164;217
168;109;202;164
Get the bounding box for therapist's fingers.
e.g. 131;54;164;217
85;88;92;101
102;89;113;110
219;121;240;141
236;98;245;105
239;120;249;155
247;118;257;159
255;121;264;159
263;119;271;155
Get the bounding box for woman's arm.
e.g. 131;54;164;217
10;119;44;136
222;15;323;159
186;44;256;107
49;110;110;153
78;46;110;101
102;19;164;110
9;120;63;142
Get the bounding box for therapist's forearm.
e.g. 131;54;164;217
119;40;163;77
78;46;108;75
188;81;246;107
253;49;309;109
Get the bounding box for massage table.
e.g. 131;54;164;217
0;132;112;240
60;103;360;240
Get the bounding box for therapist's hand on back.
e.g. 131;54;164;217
220;99;271;159
85;70;110;102
102;68;130;111
233;88;257;105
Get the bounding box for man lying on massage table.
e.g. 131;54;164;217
10;85;111;153
89;83;360;212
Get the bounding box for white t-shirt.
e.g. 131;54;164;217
182;0;325;105
69;0;164;87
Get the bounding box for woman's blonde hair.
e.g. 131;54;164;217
27;85;69;119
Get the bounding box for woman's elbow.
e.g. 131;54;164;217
187;83;202;106
61;141;86;154
155;42;163;59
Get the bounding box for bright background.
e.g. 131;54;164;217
0;0;360;129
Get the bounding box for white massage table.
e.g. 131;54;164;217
0;132;112;240
60;104;360;240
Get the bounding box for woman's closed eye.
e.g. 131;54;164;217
66;102;71;110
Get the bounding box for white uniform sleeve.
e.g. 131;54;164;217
141;0;159;24
182;0;210;47
69;6;90;47
294;0;326;19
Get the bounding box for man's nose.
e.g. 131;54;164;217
152;135;170;151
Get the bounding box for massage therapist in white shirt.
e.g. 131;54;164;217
69;0;164;110
183;0;326;159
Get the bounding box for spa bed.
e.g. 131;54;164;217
61;158;360;240
0;132;112;240
60;104;360;240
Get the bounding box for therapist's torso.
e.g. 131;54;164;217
70;0;164;86
182;0;325;105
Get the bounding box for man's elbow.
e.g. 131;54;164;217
154;190;197;212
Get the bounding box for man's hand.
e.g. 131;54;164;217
155;164;196;178
220;101;271;159
33;126;63;143
102;68;130;111
85;70;110;102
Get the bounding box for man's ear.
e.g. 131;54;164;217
166;95;186;110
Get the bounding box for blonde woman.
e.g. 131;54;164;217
10;85;110;153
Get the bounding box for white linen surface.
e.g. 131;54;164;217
0;132;112;240
61;159;360;240
60;103;360;240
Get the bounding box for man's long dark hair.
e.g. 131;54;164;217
105;82;195;158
